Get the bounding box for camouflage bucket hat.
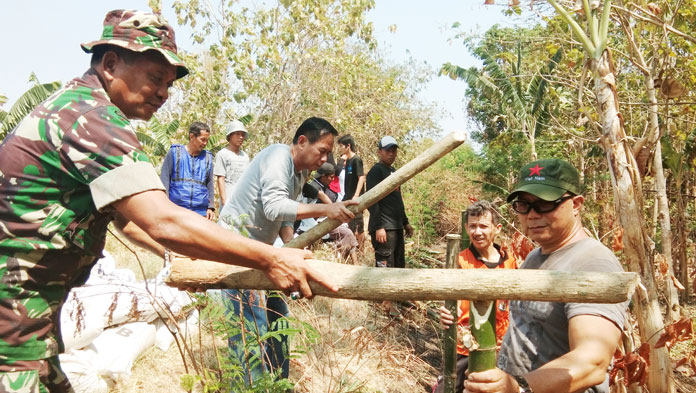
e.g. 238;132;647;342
81;9;189;79
506;158;582;202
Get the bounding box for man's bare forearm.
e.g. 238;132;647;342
216;176;227;207
112;190;281;271
280;225;294;244
353;175;366;199
113;213;166;257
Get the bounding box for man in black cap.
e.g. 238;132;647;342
366;136;413;269
464;159;627;393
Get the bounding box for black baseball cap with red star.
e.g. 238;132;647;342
506;158;583;202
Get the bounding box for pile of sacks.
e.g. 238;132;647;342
59;251;199;393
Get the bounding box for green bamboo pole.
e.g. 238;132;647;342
468;300;497;372
463;204;496;372
460;210;470;251
442;234;460;393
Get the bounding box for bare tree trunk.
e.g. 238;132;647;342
528;123;537;161
578;140;585;185
591;50;674;393
650;193;658;239
591;165;597;203
616;0;681;320
653;141;681;322
675;176;690;302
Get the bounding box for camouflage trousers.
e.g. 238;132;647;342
0;357;74;393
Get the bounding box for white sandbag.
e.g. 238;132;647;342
146;282;194;318
86;251;138;285
86;251;117;283
59;348;111;393
60;283;158;351
154;309;200;352
90;322;156;382
154;319;176;352
61;259;194;351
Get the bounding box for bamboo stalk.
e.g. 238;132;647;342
284;131;466;249
468;300;497;372
442;234;460;393
166;258;639;303
460;210;471;251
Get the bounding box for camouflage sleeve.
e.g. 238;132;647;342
90;161;165;211
60;105;165;211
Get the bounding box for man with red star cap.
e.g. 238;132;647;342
464;159;627;393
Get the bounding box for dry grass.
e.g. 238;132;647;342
104;231;442;393
105;226;164;281
290;295;439;393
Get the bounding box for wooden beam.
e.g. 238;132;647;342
284;131;466;249
167;258;639;303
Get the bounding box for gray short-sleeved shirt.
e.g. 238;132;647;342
497;237;627;393
218;144;307;244
213;148;249;193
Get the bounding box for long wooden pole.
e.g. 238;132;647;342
167;258;639;303
284;131;466;249
442;234;460;393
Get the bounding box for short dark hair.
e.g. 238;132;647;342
464;200;500;226
189;121;210;137
90;45;138;67
337;134;356;152
292;117;338;144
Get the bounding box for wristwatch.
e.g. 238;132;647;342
513;375;533;393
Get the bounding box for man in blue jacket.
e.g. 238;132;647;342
160;121;215;219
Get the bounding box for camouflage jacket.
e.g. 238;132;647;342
0;69;164;365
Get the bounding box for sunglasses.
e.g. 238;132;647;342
511;195;574;214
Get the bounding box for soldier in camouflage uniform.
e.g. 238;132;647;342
0;9;335;392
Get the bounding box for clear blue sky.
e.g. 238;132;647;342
0;1;521;135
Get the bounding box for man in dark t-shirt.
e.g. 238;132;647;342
366;136;413;268
338;135;366;247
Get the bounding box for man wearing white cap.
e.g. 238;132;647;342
214;120;250;207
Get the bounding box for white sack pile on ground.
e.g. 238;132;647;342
59;251;199;393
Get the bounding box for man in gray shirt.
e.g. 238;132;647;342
465;159;627;393
214;120;250;207
218;117;356;385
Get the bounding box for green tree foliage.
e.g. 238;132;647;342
441;25;563;161
159;0;436;158
0;73;61;138
134;118;181;166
